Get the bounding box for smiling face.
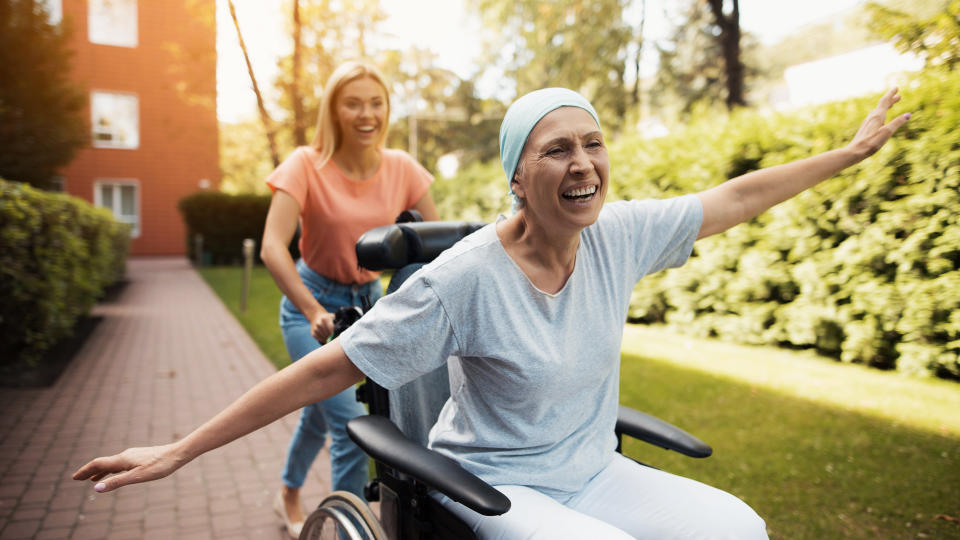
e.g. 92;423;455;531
511;106;609;233
334;76;388;152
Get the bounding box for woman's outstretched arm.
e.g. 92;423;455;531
72;340;364;493
696;87;911;239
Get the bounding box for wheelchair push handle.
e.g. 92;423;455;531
324;305;365;344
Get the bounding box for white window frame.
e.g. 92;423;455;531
94;180;140;238
91;91;139;150
50;176;66;192
41;0;62;25
88;0;138;48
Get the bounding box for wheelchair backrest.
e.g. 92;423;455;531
356;221;485;446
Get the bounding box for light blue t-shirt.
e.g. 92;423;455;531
341;195;703;499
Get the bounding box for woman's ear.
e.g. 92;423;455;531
511;176;525;199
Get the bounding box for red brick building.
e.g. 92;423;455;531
52;0;219;255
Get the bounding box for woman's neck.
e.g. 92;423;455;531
332;145;381;181
496;212;581;294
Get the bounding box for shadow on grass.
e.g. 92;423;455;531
619;352;960;540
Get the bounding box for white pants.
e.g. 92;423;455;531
437;453;768;540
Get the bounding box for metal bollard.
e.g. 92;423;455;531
241;238;255;313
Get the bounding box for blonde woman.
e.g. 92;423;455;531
259;60;437;537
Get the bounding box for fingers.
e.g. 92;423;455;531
72;454;126;481
92;469;144;493
877;87;901;111
72;449;159;493
883;112;912;137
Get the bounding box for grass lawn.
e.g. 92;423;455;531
619;329;960;539
199;265;960;539
198;265;290;370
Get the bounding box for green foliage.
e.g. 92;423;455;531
752;11;875;81
469;0;639;130
219;119;281;195
866;0;960;71
436;70;960;380
0;0;87;189
177;191;300;264
431;159;511;223
271;0;388;140
654;0;759;113
619;70;960;379
386;75;505;174
0;179;129;368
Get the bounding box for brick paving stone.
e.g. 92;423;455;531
1;519;42;539
141;527;177;540
34;527;71;539
10;506;47;521
40;509;78;529
0;258;336;540
71;520;110;539
104;525;143;540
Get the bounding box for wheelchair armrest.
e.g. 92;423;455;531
346;415;511;516
356;221;485;271
616;405;712;458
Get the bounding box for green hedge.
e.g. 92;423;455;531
436;69;960;380
0;179;129;368
178;191;299;265
612;70;960;379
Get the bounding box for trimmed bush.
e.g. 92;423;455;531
177;191;298;265
0;179;129;369
615;69;960;380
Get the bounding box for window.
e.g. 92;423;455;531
95;181;139;237
49;176;66;192
91;91;139;149
40;0;62;25
88;0;137;47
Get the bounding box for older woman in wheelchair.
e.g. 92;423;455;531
74;86;909;539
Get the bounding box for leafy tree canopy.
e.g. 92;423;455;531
0;0;86;189
866;0;960;71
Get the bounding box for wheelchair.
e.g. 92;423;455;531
300;220;713;540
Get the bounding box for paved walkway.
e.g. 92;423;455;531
0;258;333;539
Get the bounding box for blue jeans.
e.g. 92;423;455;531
279;260;382;498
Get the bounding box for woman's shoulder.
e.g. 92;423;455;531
381;147;414;162
418;225;499;285
381;148;430;172
274;146;318;172
287;145;315;161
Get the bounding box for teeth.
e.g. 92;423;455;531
357;126;375;132
563;185;597;197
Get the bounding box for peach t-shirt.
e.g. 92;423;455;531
266;147;433;284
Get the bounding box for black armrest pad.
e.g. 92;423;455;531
616;405;712;458
346;415;511;516
356;221;485;271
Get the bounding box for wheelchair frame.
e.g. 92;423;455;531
300;221;712;540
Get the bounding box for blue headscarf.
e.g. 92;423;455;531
499;88;601;192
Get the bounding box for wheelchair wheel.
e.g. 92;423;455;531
300;491;387;540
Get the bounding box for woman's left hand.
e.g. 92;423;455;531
72;443;188;493
846;87;911;161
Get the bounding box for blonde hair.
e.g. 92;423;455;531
311;61;391;168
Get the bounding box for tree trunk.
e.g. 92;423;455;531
631;0;647;109
227;0;280;167
706;0;746;109
291;0;307;147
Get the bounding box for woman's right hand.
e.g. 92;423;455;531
311;309;336;343
72;443;188;493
